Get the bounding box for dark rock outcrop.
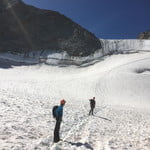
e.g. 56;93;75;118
138;31;150;39
0;0;101;56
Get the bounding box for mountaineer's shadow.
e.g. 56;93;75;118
94;115;112;122
64;140;93;150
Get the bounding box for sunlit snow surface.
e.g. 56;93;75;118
0;40;150;150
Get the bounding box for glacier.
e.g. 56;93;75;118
0;39;150;150
0;39;150;66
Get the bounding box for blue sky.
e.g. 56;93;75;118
22;0;150;39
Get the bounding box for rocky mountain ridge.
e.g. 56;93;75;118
0;0;101;57
138;31;150;39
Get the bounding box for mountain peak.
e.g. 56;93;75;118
0;0;101;56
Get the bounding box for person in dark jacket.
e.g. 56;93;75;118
53;99;66;143
89;97;96;115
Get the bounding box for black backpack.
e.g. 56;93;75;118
52;105;58;118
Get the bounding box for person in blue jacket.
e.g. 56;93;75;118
54;99;66;143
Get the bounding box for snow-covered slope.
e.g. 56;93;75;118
0;40;150;150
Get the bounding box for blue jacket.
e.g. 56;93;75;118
55;105;63;118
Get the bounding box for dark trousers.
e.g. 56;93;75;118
89;107;94;115
54;118;61;143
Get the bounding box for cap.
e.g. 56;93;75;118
60;99;66;105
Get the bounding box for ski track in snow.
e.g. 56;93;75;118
0;51;150;150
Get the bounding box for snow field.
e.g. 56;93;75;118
0;40;150;149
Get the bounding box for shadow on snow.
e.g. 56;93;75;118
0;59;37;69
94;115;112;122
64;140;94;150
